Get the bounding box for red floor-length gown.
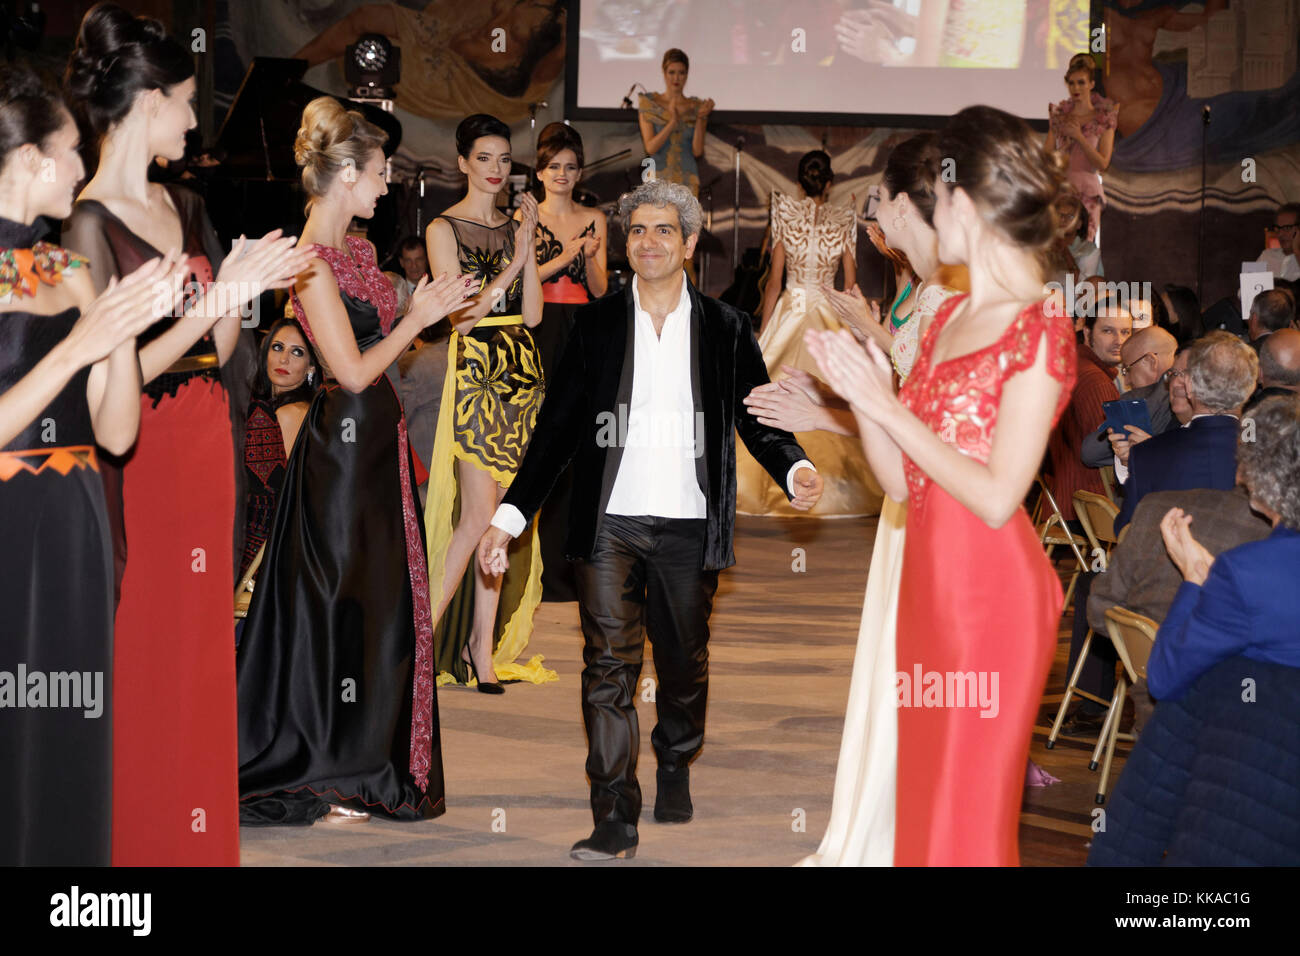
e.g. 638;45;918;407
894;296;1076;866
64;187;243;865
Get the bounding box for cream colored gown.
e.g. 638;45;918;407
735;192;883;517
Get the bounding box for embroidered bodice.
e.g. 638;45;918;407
291;236;397;352
898;295;1076;513
770;192;856;296
534;218;595;288
891;283;963;382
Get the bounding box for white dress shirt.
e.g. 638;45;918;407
491;271;813;537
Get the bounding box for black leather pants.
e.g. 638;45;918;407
573;514;718;828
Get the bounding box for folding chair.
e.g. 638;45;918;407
1092;606;1158;804
1032;475;1088;610
1074;490;1120;568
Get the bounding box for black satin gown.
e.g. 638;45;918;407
1;292;113;865
236;238;445;824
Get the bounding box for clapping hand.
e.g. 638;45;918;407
67;249;191;365
821;283;878;334
744;376;821;432
581;231;601;259
1160;507;1215;586
805;327;895;420
214;230;317;313
409;272;478;329
514;193;539;248
696;97;715;120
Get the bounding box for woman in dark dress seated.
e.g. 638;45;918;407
239;317;319;580
234;317;319;628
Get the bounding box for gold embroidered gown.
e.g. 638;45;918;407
423;216;555;686
735;192;883;517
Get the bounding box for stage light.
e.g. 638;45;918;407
344;33;400;100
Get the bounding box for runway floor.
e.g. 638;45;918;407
239;515;1121;866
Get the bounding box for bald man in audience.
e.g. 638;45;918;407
1247;328;1300;411
1082;326;1179;469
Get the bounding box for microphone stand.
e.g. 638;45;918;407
732;135;745;276
1198;105;1210;302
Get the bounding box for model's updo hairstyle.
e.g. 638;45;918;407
64;2;193;137
881;132;940;226
937;105;1068;253
536;121;584;170
1066;52;1096;82
0;64;71;165
662;48;689;72
455;113;511;158
797;150;833;199
293;96;387;208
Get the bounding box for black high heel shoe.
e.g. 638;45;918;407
462;646;505;695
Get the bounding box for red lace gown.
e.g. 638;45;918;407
894;296;1076;866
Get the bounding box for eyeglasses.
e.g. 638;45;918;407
1119;352;1156;376
1275;221;1299;237
1164;367;1186;381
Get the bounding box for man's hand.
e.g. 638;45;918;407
790;466;823;511
477;525;514;576
1160;507;1215;586
1106;424;1151;466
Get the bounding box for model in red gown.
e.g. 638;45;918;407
894;295;1076;866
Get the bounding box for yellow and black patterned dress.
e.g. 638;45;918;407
423;215;555;686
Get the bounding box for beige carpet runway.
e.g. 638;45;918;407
239;516;1111;866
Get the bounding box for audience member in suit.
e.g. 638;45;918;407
1246;327;1300;412
1048;304;1131;521
1114;332;1257;532
1082;326;1178;468
1246;288;1295;354
1150;394;1300;701
1060;487;1273;736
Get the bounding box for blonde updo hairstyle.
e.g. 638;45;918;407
938;105;1069;274
293;96;387;211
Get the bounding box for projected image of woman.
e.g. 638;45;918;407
1047;54;1117;244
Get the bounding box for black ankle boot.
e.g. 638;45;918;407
653;767;693;823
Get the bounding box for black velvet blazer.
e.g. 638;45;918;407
502;278;809;571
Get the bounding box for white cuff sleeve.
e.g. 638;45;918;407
490;504;527;538
1113;456;1129;485
786;459;816;497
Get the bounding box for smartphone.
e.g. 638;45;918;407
1102;398;1152;438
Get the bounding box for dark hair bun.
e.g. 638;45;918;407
0;64;70;163
455;113;511;158
64;2;193;136
797;150;833;198
882;132;940;226
536;121;584;170
938;105;1068;251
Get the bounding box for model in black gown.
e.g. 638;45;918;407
0;220;108;864
236;237;445;824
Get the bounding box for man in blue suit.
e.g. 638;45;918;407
1115;333;1258;532
1149;394;1300;702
